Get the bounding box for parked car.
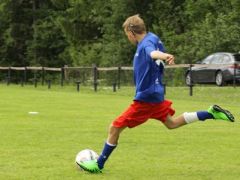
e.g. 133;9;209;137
185;52;240;86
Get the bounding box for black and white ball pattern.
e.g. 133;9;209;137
75;149;99;164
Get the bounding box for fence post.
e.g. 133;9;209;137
233;63;237;88
42;67;45;86
34;78;37;88
34;71;37;88
61;67;64;87
189;64;193;96
47;80;51;89
93;64;98;92
76;81;81;92
7;67;11;85
117;66;121;89
24;67;27;84
113;82;117;92
64;65;68;81
20;78;24;87
163;83;166;94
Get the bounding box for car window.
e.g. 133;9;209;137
221;55;232;64
202;55;214;64
211;54;223;64
233;54;240;62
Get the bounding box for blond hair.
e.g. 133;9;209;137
122;14;146;34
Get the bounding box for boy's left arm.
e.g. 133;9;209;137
150;51;175;65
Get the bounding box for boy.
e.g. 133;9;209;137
79;14;234;173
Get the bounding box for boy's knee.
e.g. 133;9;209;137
165;124;175;129
164;121;178;129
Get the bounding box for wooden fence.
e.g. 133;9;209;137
0;64;238;95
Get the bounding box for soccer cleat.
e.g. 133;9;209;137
208;105;235;122
77;159;102;173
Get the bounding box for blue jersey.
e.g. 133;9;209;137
133;32;165;103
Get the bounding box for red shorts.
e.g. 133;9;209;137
112;100;175;128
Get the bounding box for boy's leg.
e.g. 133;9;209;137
107;125;126;145
164;114;186;129
97;125;126;170
79;100;152;173
78;125;125;173
164;105;234;129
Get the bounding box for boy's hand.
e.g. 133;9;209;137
165;54;175;65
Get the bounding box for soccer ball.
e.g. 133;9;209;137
75;149;99;168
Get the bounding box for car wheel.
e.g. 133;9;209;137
215;71;225;86
185;72;192;86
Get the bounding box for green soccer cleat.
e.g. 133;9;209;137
208;105;235;122
76;159;102;173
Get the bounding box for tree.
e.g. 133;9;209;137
27;0;71;67
0;0;33;66
0;0;239;68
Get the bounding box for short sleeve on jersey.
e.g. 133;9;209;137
158;41;165;52
144;42;156;57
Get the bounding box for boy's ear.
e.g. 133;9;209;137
129;31;135;38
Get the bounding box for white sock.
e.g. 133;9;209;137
183;112;199;124
106;141;117;147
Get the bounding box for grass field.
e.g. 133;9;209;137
0;85;239;180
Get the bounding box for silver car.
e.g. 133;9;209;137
185;52;240;86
